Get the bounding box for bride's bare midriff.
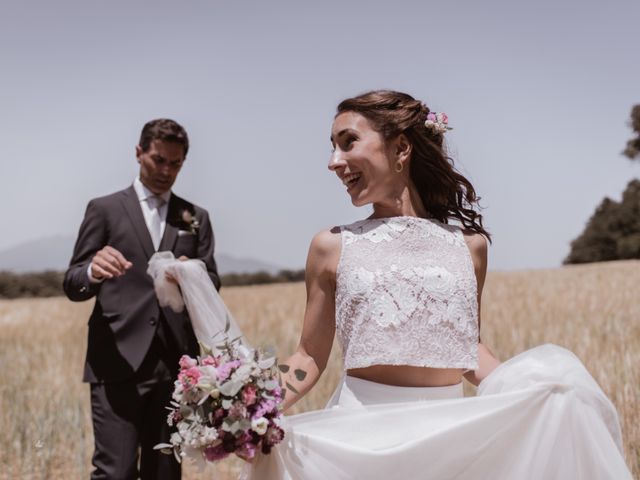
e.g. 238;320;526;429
346;365;464;387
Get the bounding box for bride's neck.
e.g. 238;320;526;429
371;185;428;218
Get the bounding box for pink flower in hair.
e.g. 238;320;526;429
424;111;452;134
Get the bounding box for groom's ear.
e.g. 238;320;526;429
135;145;143;163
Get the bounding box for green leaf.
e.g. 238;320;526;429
258;356;276;369
154;443;173;450
264;379;279;390
198;341;213;357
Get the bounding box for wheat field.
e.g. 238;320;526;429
0;260;638;479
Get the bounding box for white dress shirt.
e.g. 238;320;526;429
87;178;172;283
132;176;171;245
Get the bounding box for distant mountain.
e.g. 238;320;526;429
0;235;75;272
0;235;284;275
215;253;283;275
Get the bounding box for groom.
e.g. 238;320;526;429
64;118;221;479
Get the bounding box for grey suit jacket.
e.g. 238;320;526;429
64;186;221;383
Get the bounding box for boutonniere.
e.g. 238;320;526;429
181;209;200;235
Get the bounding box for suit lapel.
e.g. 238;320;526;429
121;186;155;259
159;194;179;252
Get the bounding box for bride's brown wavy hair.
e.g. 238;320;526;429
336;90;490;240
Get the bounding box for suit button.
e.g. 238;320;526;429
149;318;157;326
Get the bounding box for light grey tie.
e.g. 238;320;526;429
147;196;166;250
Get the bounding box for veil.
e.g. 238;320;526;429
147;251;247;351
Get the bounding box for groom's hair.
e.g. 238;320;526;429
139;118;190;156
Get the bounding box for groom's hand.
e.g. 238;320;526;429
165;256;189;284
91;246;132;280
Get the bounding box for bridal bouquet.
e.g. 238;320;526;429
155;338;285;463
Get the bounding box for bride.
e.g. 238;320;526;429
155;90;633;479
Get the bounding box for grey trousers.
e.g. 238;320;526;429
89;377;180;480
89;320;183;480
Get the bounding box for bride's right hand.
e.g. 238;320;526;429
464;343;501;386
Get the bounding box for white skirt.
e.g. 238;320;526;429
247;345;632;479
325;375;464;407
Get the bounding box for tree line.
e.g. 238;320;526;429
0;269;306;299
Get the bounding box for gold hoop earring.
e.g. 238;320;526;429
394;161;403;173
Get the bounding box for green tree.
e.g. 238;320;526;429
565;180;640;264
623;104;640;160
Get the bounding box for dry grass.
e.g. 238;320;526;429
0;260;638;479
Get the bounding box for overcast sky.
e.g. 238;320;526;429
1;0;638;271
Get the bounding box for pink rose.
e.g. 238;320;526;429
427;112;437;122
229;401;248;419
242;385;258;406
441;113;448;124
179;355;197;370
201;355;219;367
178;366;201;389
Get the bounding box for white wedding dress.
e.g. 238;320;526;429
148;217;633;480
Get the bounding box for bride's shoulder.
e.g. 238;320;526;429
306;227;342;276
461;229;488;253
308;227;342;257
461;229;488;283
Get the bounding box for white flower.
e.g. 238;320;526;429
236;345;253;360
197;366;218;387
202;426;218;444
251;417;269;435
231;363;253;383
170;432;183;446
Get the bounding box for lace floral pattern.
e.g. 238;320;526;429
335;217;479;369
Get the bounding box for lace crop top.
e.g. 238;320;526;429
335;216;479;370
